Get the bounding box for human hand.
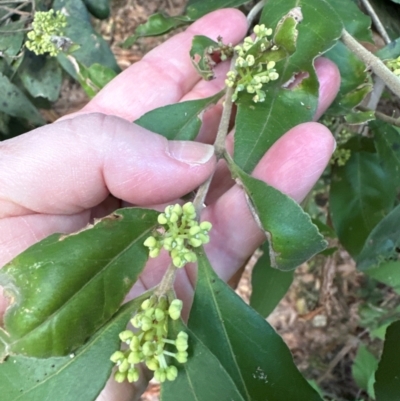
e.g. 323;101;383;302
0;8;340;401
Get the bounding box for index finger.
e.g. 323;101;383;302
73;9;248;121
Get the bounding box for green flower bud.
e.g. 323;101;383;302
149;248;160;258
128;351;143;364
119;330;134;343
166;365;178;381
118;359;130;373
154;368;167;383
175;331;189;352
157;214;168;224
145;357;159;371
188;237;202;247
127;367;140;383
168;299;183;320
175;351;188;363
144;307;155;318
110;350;125;363
141;316;153;331
155;308;166;322
183;251;197;263
182;202;196;216
114;370;127;383
130;314;142;328
143;236;157;248
142;341;157;356
129;336;141;351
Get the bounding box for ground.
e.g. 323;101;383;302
51;1;399;400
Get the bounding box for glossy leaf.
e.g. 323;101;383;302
122;13;190;48
357;202;400;270
329;141;396;258
367;262;400;294
352;345;378;399
325;0;372;41
53;0;120;73
18;53;62;102
375;320;400;401
0;208;157;359
325;41;372;115
234;0;342;172
0;20;25;57
0;295;146;401
376;37;400;60
250;242;294;317
77;62;118;98
228;159;327;270
190;35;218;80
371;121;400;190
187;250;323;400
345;110;375;125
135;92;223;140
0;73;45;126
82;0;110;20
185;0;250;20
161;319;246;401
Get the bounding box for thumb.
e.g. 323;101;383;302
0;113;216;217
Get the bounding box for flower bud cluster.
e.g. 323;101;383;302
26;10;68;56
386;56;400;76
111;295;189;383
144;202;212;268
225;24;280;103
330;147;351;166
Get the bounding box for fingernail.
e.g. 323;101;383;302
168;141;215;165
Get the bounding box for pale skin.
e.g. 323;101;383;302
0;9;340;401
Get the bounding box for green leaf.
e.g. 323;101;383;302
368;0;400;40
53;0;120;73
0;20;25;57
186;250;323;400
357;204;400;270
375;320;400;401
0;294;146;401
352;344;378;399
234;0;342;172
135;92;223;140
0;208;157;359
76;62;117;98
367;262;400;294
161;319;246;401
329;141;396;258
325;0;372;42
325;42;372;115
250;242;294;317
371;121;400;190
82;0;110;19
376;37;400;60
122;13;190;48
185;0;250;20
18;53;62;102
345;110;375;125
273;8;302;54
228;159;327;270
0;73;45;126
190;35;219;80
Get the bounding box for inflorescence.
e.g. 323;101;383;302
110;295;188;383
26;10;68;56
144;202;212;269
225;24;280;103
386;56;400;77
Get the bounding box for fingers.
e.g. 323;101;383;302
67;9;248;121
202;122;336;283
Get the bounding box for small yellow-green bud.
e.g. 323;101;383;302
118;359;130;373
166;365;178;381
144;236;157;248
128;351;143;364
119;330;134;343
149;248;160;258
155;368;167;383
146;357;159;371
168;299;183;320
141;316;153;331
155;308;166;322
127;367;140;383
175;331;189;352
175;351;188;363
129;336;141;351
110;350;125;363
142;341;157;356
157;214;168;224
114;371;127;383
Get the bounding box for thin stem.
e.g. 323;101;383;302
0;1;30;23
358;105;400;127
247;0;267;28
155;263;177;297
360;0;391;44
341;29;400;99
